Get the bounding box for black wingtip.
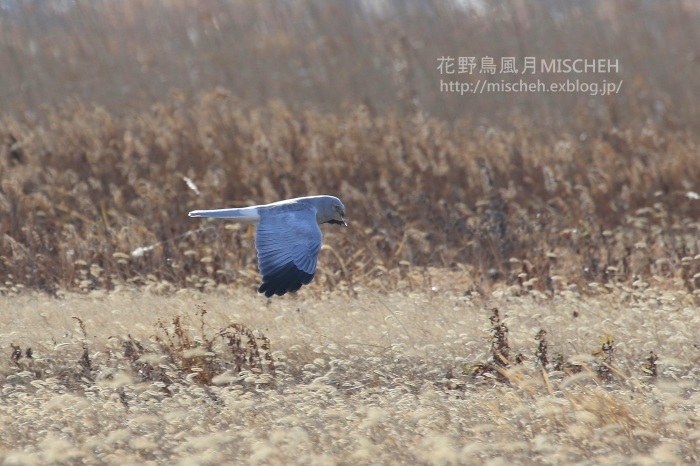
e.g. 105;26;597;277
258;262;315;298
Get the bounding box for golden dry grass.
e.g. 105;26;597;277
1;288;699;465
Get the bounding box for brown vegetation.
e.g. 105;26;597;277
1;91;699;296
1;1;699;296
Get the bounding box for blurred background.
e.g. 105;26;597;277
1;0;699;129
1;0;699;294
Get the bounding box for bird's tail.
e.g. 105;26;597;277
188;206;260;222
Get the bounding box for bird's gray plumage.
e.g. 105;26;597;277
189;195;346;297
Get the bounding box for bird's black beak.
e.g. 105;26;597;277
327;211;347;226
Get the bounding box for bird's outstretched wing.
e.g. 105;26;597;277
255;205;322;297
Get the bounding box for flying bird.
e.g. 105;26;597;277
189;195;347;297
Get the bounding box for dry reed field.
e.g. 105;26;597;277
1;0;700;464
1;289;699;465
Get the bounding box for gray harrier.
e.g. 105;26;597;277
189;195;347;297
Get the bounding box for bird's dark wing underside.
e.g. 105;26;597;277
258;262;315;297
255;206;322;297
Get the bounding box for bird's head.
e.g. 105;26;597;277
318;196;347;226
